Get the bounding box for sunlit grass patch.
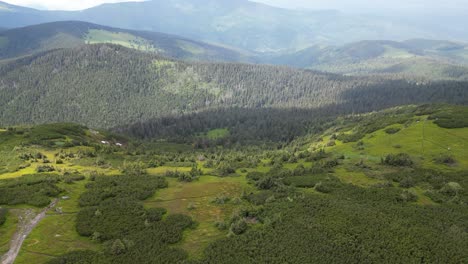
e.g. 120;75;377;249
206;128;230;139
16;213;100;263
148;166;192;175
144;176;250;257
85;29;157;52
334;167;385;187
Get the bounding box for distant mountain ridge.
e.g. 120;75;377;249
1;21;468;80
0;21;252;62
1;0;468;52
266;39;468;79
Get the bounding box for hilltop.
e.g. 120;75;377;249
0;21;251;62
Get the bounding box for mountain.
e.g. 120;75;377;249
0;44;466;129
267;39;468;79
1;0;468;52
0;21;252;62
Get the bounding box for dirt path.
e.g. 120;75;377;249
1;199;58;264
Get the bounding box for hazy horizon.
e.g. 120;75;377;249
2;0;468;12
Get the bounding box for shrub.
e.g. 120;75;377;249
104;239;127;255
440;182;463;196
397;190;418;203
283;176;317;188
385;127;401;134
146;208;167;222
217;162;236;176
382;153;413;167
214;221;227;230
212;194;230;205
399;177;415;188
230;219;248;235
0;174;62;207
36;165;55;173
256;176;279;190
122;162;147;176
434;155;456;165
246;171;265;181
315;182;332;193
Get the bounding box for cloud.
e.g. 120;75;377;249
2;0;147;10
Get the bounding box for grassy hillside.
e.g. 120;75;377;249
0;105;467;263
0;44;467;129
0;21;251;62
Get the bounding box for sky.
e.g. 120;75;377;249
256;0;468;11
2;0;467;11
2;0;145;10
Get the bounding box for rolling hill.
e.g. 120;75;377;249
0;21;252;62
1;21;468;80
266;39;468;79
0;44;466;129
1;0;468;52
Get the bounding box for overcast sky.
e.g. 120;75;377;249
255;0;468;11
2;0;467;11
2;0;144;10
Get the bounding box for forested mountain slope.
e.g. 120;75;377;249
0;21;250;62
0;44;467;129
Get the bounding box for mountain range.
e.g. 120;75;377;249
268;39;468;79
1;20;468;80
1;0;468;52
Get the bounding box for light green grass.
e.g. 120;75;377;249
177;40;206;55
321;119;468;171
144;176;251;258
206;128;230;139
334;167;385;187
410;187;437;206
85;29;157;52
147;166;192;175
0;209;19;255
381;45;415;59
15;179;100;264
15;213;100;264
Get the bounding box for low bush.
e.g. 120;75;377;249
382;153;413;167
385;127;401;134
